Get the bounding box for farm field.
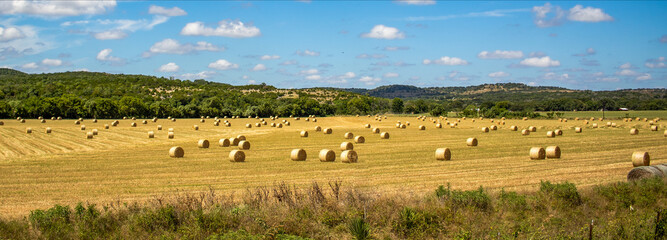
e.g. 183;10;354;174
0;114;665;218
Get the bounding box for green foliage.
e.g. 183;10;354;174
539;181;582;206
436;184;492;211
134;205;180;232
498;189;528;211
391;97;404;113
394;207;439;237
29;204;72;239
595;177;667;208
348;217;370;240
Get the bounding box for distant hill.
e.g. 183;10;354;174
0;68;27;76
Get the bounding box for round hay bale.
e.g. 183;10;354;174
0;121;3;125
198;139;210;148
630;128;639;135
323;128;332;134
40;119;46;123
380;132;389;139
131;117;136;121
575;127;582;133
530;147;546;160
341;150;358;163
554;129;562;136
510;126;518;131
57;117;62;120
229;137;240;146
246;123;252;128
86;132;93;139
200;119;205;123
142;120;147;124
546;131;555;138
418;125;426;130
152;118;158;122
238;140;250;150
436;123;442;128
627;166;666;181
168;132;174;139
400;124;406;129
131;122;137;127
51;117;55;120
632;152;650;167
344;132;354;139
229;150;245;162
148;131;154;138
169;146;184;158
319;149;335;162
300;131;309;137
104;124;109;129
277;123;283;128
81;125;86;130
237;135;246;141
92;129;98;135
214;122;220;126
219;138;230;147
168;128;174;132
291;149;307;161
529;126;536;132
271;123;276;127
157;125;162;130
340;142;354;151
482;127;489;133
611;123;617;128
79;118;84;121
225;122;231;127
606;122;612;127
262;121;267;125
371;128;380;134
435;148;451;161
254;123;261;127
406;121;411;126
312;118;317;122
546;146;561;158
305;118;310;122
522;129;530;135
584;120;589;124
363;124;371;128
651;125;658;131
466;138;478;146
193;125;199;130
20;119;25;123
75;120;80;125
45;127;52;133
26;128;32;133
396;123;401;128
592;123;598;128
354;136;365;143
171;118;176;122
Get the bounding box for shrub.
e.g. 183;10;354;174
498;189;528;211
29;204;73;239
134;205;179;232
539;181;582;206
348;217;369;240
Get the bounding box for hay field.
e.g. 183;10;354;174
0;115;665;217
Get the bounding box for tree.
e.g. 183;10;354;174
392;98;404;113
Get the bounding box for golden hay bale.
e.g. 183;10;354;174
546;146;561;159
40;119;46;123
237;135;246;141
575;127;582;133
285;121;291;126
246;123;252;128
86;132;93;139
300;130;309;137
523;117;528;121
277;123;283;128
319;149;335;162
57;117;62;120
255;122;262;127
225;122;231;127
522;129;530;135
168;128;174;132
371;128;380;134
229;150;245;162
291;149;307;161
490;125;497;131
584;120;589;124
418;125;426;130
344;132;354;139
627;165;667;181
171;118;176;122
630;128;639;135
554;129;562;136
323;128;332;134
354;136;365;143
312;118;317;122
153;118;158;122
168;132;174;139
530;147;546;160
271;123;276;127
238;140;250;150
131;122;137;127
363;124;371;128
219;138;230;147
38;116;43;120
564;119;568;122
305;118;310;122
92;129;98;135
340;142;354;151
592;123;598;128
131;117;136;121
81;125;86;130
466;138;478;146
462;117;467;120
611;123;617;127
26;128;32;133
45;127;52;133
632;152;650;167
510;126;518;131
435;148;451;161
79;118;84;121
148;131;155;138
341;150;358;163
546;131;555;138
157;125;162;130
142;120;147;124
436;123;442;128
262;121;267;125
169;146;184;158
651;125;658;131
606;122;612;127
0;121;3;125
529;126;536;132
664;129;666;137
214;122;220;126
396;123;401;128
193;125;200;130
229;137;240;146
482;127;489;133
380;132;389;139
401;124;406;129
198;139;210;148
200;119;205;123
75;120;80;125
104;124;109;129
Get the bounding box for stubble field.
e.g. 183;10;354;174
0;113;665;218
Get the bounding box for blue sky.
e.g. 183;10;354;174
0;0;666;90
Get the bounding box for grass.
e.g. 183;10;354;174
0;113;665;219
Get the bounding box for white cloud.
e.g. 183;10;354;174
260;55;280;60
519;56;560;67
356;53;387;59
208;59;238;70
636;73;651;81
615;69;637;76
148;5;186;16
532;3;564;27
423;56;469;65
93;30;127;40
41;58;62;66
383;46;410;51
296;50;320;56
359;76;381;85
543;72;570;81
248;80;257;84
0;1;116;17
300;69;319;75
158;62;180;72
279;60;298;65
305;75;322;80
645;57;666;68
477;50;523;59
568;5;613;22
180;20;260;38
340;72;356;79
574;47;596;56
488;71;510;78
21;62;38;69
361;25;405;39
180;71;215;80
252;64;267;71
96;48;121;62
0;26;25;42
383;72;399;78
395;0;435;5
618;62;634;69
144;38;221;57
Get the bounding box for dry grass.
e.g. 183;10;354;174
0;115;665;217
